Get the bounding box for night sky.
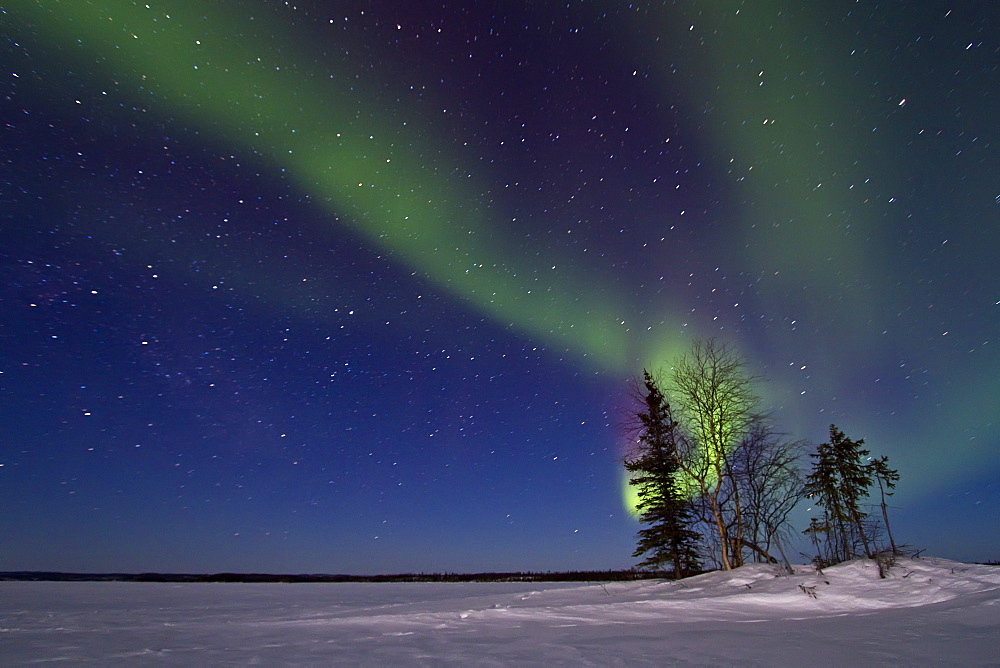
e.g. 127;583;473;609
2;1;997;574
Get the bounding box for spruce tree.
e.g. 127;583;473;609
868;456;900;555
625;371;701;578
803;425;874;562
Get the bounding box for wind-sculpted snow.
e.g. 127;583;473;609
2;558;997;665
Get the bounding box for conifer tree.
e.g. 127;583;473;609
625;371;701;578
803;425;874;562
868;455;900;555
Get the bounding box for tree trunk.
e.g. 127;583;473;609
740;539;777;564
730;471;745;568
852;507;874;559
711;498;733;570
877;480;898;555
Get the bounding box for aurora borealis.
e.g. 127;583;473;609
1;1;997;573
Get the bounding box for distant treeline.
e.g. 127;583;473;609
0;569;689;584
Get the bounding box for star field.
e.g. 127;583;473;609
1;1;997;573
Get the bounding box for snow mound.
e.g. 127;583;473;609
473;557;1000;624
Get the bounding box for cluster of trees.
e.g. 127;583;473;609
624;338;901;577
803;425;901;567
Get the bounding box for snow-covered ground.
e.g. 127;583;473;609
2;557;997;665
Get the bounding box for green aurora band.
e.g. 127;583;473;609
9;0;693;373
8;2;995;519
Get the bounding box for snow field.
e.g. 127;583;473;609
1;557;997;665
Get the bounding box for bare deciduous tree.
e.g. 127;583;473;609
668;338;760;570
729;422;806;572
